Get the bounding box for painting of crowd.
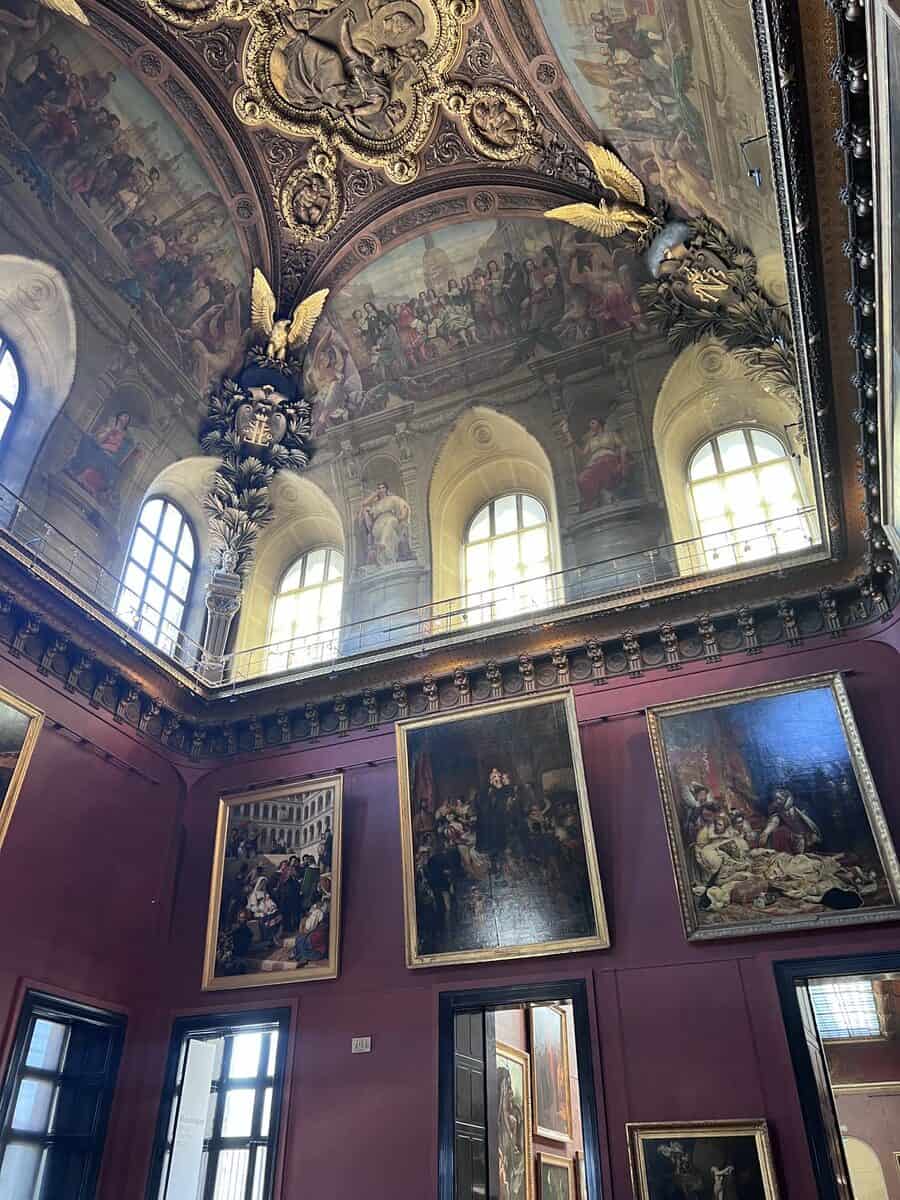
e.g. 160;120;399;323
650;679;900;938
399;697;608;966
306;217;647;433
0;16;246;386
214;814;335;979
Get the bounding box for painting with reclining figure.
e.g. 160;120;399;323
647;674;900;941
396;692;609;969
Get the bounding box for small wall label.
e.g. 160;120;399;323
351;1036;372;1054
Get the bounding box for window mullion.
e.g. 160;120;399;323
202;1036;233;1200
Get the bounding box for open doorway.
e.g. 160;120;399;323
777;954;900;1200
439;981;602;1200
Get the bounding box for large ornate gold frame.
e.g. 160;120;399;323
626;1120;780;1200
395;690;610;969
0;683;43;855
646;672;900;942
202;772;343;990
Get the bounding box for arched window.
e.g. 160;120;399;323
267;547;344;672
116;498;195;655
688;428;814;569
463;493;553;624
0;331;21;445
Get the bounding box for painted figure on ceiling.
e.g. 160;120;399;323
65;409;139;505
563;415;629;511
357;480;412;567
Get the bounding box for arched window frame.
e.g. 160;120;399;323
0;330;23;449
461;492;554;625
266;545;344;673
686;425;815;570
117;497;196;656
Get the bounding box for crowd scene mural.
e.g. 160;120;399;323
305;215;647;437
0;14;248;388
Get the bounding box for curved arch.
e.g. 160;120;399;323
0;256;77;497
843;1137;889;1200
128;456;217;651
652;340;817;570
235;474;347;655
428;405;561;606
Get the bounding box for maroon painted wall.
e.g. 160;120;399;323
4;625;900;1200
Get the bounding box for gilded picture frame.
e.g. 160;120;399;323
496;1041;534;1200
396;690;609;969
626;1120;780;1200
537;1151;575;1200
530;1004;573;1143
0;683;43;854
202;773;342;990
646;673;900;942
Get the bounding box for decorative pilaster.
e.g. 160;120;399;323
201;567;243;683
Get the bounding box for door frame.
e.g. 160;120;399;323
438;978;604;1200
775;951;900;1200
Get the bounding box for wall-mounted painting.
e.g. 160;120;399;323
530;1005;573;1143
396;692;609;968
538;1152;575;1200
647;674;900;941
496;1041;534;1200
0;685;43;853
626;1120;780;1200
202;774;342;990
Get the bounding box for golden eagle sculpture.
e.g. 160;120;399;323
35;0;90;24
544;143;656;241
250;269;329;363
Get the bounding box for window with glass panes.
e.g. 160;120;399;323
116;498;195;655
688;427;815;569
149;1011;288;1200
463;493;552;624
0;991;126;1200
0;332;21;445
808;978;884;1041
266;547;343;673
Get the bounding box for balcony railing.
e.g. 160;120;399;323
0;480;823;690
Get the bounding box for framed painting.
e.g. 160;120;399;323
496;1042;534;1200
202;774;342;990
647;673;900;941
575;1152;587;1200
0;684;43;853
396;691;609;968
627;1120;780;1200
530;1005;573;1142
538;1152;575;1200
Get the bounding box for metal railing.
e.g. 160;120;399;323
0;480;823;690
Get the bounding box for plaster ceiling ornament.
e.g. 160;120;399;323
545;143;803;446
198;270;328;575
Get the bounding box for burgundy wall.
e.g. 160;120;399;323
4;626;900;1200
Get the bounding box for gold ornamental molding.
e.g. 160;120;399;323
142;0;543;242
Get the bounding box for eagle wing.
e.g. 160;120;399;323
286;288;330;349
585;142;646;208
250;268;277;339
40;0;90;23
543;202;630;239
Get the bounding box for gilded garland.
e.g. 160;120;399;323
199;271;328;576
546;145;802;441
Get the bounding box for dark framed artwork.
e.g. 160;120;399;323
627;1121;780;1200
647;673;900;941
496;1041;534;1200
0;684;43;854
538;1152;575;1200
530;1004;573;1143
396;691;609;968
202;773;342;989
